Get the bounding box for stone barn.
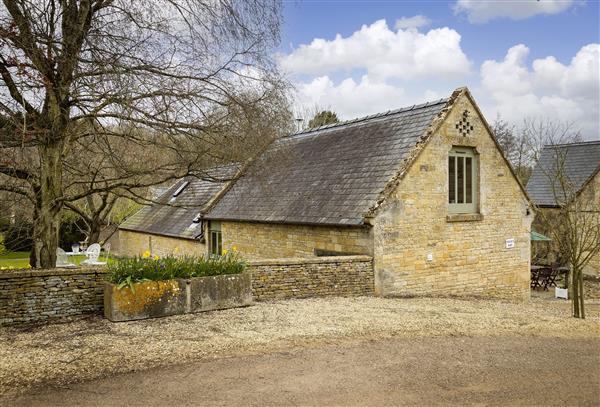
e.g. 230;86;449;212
118;165;237;257
527;141;600;275
120;87;534;300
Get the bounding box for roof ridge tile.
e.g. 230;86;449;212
287;98;449;138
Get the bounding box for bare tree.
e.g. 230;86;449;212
527;121;599;319
491;115;531;184
0;0;287;267
492;116;584;186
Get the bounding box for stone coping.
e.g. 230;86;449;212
0;255;373;279
0;267;108;280
248;255;372;267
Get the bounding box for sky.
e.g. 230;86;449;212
277;0;600;140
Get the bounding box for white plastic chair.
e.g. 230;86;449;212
80;243;105;266
56;248;76;268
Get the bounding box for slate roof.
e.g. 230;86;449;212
205;98;449;225
526;141;600;207
119;165;239;239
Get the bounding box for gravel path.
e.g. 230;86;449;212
1;297;598;399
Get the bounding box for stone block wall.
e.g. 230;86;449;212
0;268;107;326
221;221;373;260
248;255;374;301
118;230;205;257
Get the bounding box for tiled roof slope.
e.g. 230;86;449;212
205;98;449;225
120;164;239;239
526;141;600;207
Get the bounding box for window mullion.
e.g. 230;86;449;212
463;157;467;205
454;156;458;204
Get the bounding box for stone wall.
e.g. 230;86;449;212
221;221;373;260
118;230;205;257
373;92;532;301
0;268;107;326
0;256;374;326
248;255;374;301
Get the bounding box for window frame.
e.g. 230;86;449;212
448;147;478;214
209;221;222;256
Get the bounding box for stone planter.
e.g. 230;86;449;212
104;272;252;322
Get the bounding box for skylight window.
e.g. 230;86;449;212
172;181;189;198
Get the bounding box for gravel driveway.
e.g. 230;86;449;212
1;297;598;401
8;336;599;407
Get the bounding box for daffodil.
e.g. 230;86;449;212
222;248;228;255
142;250;151;258
232;246;237;252
153;255;160;260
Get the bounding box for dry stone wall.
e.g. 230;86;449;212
0;256;374;326
249;256;374;301
0;268;107;326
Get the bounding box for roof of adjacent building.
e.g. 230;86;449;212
119;165;239;239
204;97;450;225
526;140;600;207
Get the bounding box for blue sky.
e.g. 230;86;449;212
277;0;600;139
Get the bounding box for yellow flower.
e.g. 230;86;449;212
222;248;228;255
153;255;160;260
142;250;151;258
232;246;238;252
173;247;180;254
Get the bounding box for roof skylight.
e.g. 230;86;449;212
172;181;190;198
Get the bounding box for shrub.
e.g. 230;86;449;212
59;216;87;250
0;234;5;256
4;221;33;252
107;252;246;289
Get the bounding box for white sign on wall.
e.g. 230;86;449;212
505;238;515;249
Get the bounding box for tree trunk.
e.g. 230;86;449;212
87;221;103;245
31;144;63;268
571;267;580;318
578;271;585;319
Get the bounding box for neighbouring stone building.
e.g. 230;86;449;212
119;87;533;300
118;165;238;257
526;141;600;275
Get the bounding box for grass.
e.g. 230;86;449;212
0;251;112;270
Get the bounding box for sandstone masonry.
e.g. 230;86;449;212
119;230;204;258
372;93;532;300
221;221;373;259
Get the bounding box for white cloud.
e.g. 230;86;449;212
395;15;431;30
295;75;407;119
279;19;471;80
480;44;599;138
454;0;578;23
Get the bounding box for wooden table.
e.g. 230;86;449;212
531;265;570;290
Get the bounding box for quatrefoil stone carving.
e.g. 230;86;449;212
455;110;474;136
